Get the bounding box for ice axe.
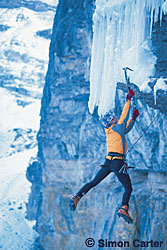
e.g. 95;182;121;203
123;67;136;108
123;67;134;90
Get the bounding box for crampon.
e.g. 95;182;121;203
69;195;80;211
117;205;133;224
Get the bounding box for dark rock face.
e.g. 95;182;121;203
26;160;43;220
39;0;99;161
36;29;52;39
0;24;11;31
26;1;167;249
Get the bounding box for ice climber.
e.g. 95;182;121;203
70;88;139;224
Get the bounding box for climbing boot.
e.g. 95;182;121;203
117;205;133;224
69;195;81;211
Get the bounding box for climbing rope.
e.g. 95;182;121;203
126;110;161;155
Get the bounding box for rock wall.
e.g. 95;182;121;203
27;1;167;249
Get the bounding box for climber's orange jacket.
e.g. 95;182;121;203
104;100;135;156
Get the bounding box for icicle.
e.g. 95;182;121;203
149;8;154;37
162;0;167;14
89;0;166;117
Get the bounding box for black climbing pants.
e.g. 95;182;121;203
77;159;132;206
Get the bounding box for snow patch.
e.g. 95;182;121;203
0;149;38;250
140;79;152;93
0;6;56;102
0;2;58;249
0;88;40;131
0;7;54;60
154;78;167;104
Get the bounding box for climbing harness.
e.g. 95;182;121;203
101;152;134;174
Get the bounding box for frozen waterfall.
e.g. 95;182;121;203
88;0;167;116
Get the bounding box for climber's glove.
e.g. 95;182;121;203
132;109;139;120
126;89;134;100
